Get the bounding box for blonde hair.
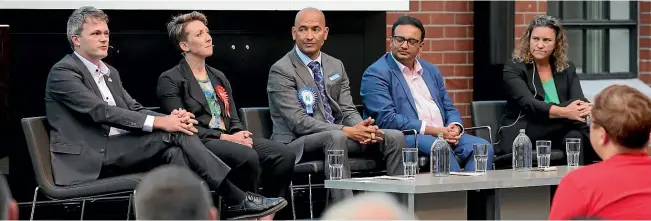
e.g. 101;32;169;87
512;15;569;72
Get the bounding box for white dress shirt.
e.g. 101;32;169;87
74;52;154;136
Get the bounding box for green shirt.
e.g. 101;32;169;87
542;79;560;104
197;78;227;131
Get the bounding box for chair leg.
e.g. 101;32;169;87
308;174;313;220
80;199;86;220
289;181;296;220
126;193;133;220
30;186;39;221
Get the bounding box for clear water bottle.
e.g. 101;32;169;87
431;133;451;177
512;129;533;171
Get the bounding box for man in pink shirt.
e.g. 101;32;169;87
361;15;494;171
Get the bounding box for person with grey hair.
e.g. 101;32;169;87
321;192;416;220
134;165;217;220
0;175;18;220
45;6;284;220
157;11;291;220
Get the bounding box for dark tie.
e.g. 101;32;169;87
307;61;335;123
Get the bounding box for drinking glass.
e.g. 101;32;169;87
327;150;344;180
402;148;418;178
536;140;552;169
566;138;581;167
473;144;490;173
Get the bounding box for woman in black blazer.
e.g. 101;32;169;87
498;15;596;164
157;12;294;220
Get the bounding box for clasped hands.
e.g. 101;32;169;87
427;124;462;146
342;117;385;145
563;100;592;122
153;108;199;135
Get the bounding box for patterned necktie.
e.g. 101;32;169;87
307;61;335;123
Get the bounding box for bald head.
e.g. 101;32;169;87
292;7;329;60
134;165;216;220
321;193;416;220
294;7;325;27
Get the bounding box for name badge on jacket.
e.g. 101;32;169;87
329;73;341;81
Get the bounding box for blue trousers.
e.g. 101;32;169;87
405;134;494;171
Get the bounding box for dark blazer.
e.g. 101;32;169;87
498;59;588;153
157;59;244;139
45;54;163;185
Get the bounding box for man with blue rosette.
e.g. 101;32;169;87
267;7;408;203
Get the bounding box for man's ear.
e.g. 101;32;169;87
8;200;18;220
323;26;329;41
291;27;297;41
71;35;80;48
209;206;218;220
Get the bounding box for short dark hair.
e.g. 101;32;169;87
166;11;208;52
592;85;651;149
391;15;425;41
0;175;12;219
134;165;213;220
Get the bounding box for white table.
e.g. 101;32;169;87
325;166;578;220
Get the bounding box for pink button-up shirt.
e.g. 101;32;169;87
392;55;445;134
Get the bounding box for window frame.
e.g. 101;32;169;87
547;1;638;80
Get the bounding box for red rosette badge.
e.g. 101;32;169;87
214;85;231;118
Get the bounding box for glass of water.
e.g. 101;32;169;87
327;150;344;180
402;148;418;178
536;140;552;169
566;138;581;167
473;144;490;173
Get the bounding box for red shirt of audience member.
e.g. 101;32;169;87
549;85;651;220
549;153;651;220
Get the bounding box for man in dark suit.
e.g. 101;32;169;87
45;6;283;220
266;7;408;202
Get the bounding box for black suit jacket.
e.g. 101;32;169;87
45;54;163;185
497;59;588;154
157;59;244;139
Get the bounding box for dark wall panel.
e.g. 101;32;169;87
0;9;385;202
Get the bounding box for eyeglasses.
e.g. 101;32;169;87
392;36;421;47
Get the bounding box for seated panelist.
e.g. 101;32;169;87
45;7;285;220
500;15;594;163
361;15;494;172
266;7;408;203
156;11;294;220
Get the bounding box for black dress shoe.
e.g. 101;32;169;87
224;192;287;220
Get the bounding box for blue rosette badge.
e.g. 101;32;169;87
298;87;317;116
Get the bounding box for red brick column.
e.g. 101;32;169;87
386;0;474;126
640;1;651;85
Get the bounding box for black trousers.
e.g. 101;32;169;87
201;137;295;198
98;131;250;204
526;118;598;165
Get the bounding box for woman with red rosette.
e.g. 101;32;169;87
157;11;295;220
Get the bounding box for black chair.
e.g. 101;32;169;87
21;117;139;220
238;107;381;219
469;101;565;169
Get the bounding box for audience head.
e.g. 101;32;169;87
0;175;18;220
390;16;425;66
321;192;415;220
513;15;568;72
67;6;110;63
590;85;651;160
167;11;213;58
134;165;217;220
292;7;328;59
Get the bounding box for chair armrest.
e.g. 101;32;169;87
400;129;418;150
465;126;493;145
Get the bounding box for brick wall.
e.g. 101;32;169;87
386;0;474;126
640;1;651;85
514;1;547;42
